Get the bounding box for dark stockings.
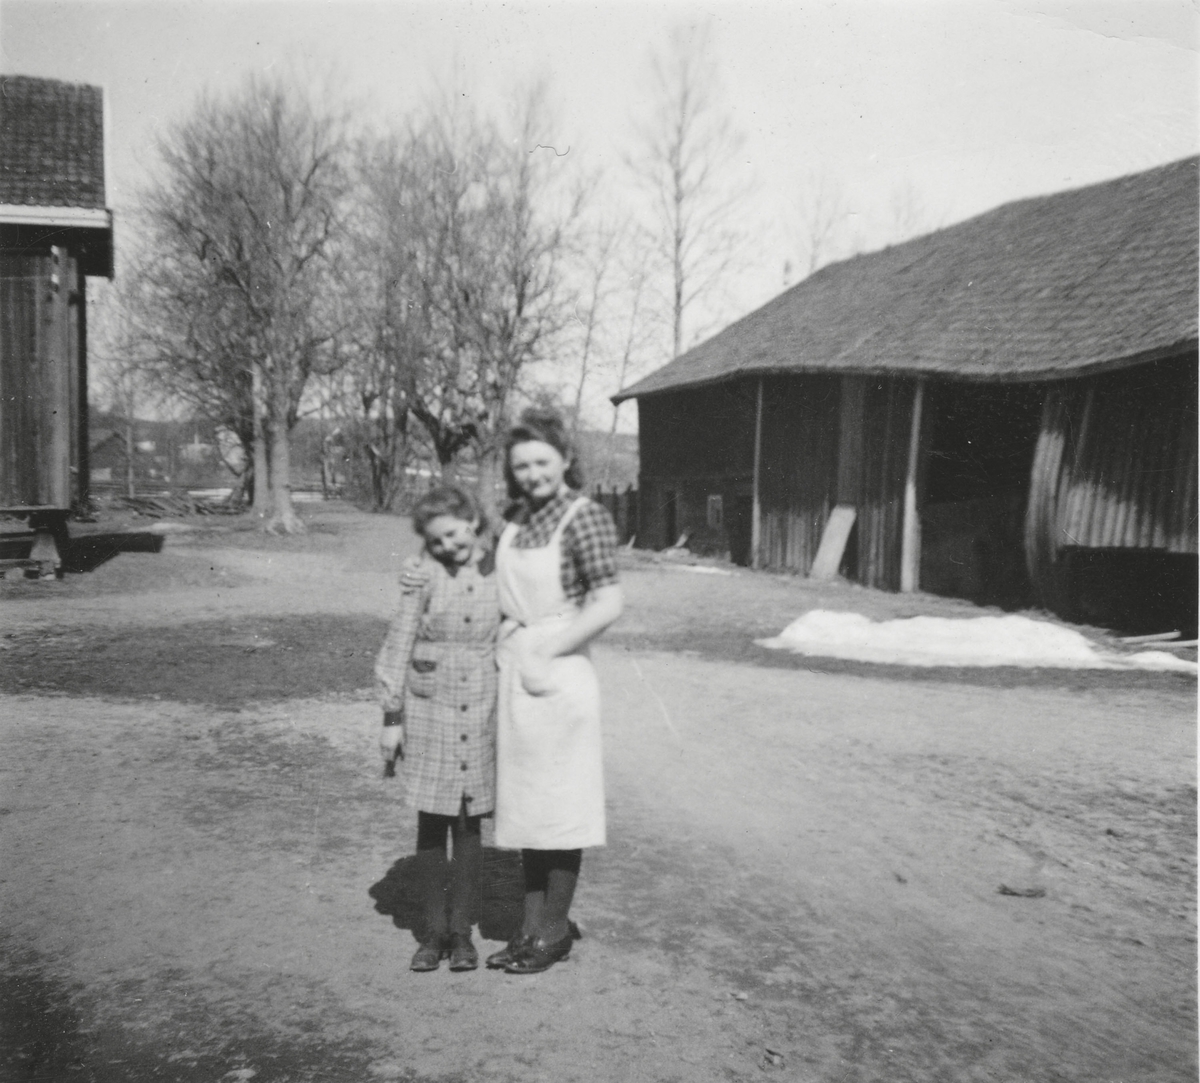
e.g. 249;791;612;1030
520;848;582;944
415;806;483;942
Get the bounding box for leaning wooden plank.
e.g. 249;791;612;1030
809;505;857;580
1119;630;1181;643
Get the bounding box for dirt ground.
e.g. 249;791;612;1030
1;503;1195;1082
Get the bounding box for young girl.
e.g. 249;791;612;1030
375;485;500;972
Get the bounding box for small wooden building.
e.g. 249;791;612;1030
1;75;114;565
616;158;1198;624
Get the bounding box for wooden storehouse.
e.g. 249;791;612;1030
615;158;1198;626
1;75;114;571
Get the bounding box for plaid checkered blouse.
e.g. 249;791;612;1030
505;489;620;603
374;556;500;816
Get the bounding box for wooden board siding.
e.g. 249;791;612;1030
853;377;917;591
1026;354;1198;599
0;249;76;510
757;374;839;572
637;374;919;586
637;383;756;479
636;385;756;552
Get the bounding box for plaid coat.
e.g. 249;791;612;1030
375;556;500;816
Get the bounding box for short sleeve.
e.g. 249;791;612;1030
563;500;620;595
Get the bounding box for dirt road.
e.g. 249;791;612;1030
1;505;1194;1082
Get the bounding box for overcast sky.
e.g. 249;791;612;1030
2;0;1196;414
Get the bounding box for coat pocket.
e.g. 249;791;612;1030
409;657;438;698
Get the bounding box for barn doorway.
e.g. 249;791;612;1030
728;495;754;567
920;381;1043;607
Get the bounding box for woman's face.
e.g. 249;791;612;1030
509;439;568;504
421;514;479;567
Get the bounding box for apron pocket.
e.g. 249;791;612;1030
409;657;438;698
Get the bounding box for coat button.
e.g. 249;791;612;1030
460;762;468;771
464;615;472;623
461;734;468;741
461;704;468;712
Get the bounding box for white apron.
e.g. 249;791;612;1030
494;497;606;850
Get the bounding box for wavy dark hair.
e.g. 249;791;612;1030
411;484;487;536
503;408;584;501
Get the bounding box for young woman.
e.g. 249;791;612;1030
375;485;499;972
486;409;624;975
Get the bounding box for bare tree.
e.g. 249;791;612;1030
795;172;851;277
89;279;150;498
602;256;654;486
630;23;750;358
389;87;582;498
137;74;352;532
332;134;429;510
568;217;621;439
885;178;940;246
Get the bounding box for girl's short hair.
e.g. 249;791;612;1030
503;407;584;500
411;485;486;536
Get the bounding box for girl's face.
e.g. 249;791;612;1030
509;439;568;504
422;515;479;567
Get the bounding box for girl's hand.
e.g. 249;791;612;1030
379;719;405;764
518;646;557;697
400;555;431;593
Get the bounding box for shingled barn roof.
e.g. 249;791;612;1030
0;75;106;209
616;157;1199;401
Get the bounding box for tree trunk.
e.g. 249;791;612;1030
124;415;136;498
476;445;503;521
265;378;305;535
250;367;272;521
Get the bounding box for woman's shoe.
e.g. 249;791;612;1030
504;932;573;974
485;933;532;970
448;932;479;971
410;938;447;972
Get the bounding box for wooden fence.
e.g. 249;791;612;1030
591;485;639;545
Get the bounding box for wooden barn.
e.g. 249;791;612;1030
1;75;114;572
615;158;1198;628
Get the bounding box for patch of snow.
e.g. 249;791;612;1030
148;521;196;534
756;610;1197;673
667;564;734;576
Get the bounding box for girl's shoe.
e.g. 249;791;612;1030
504;932;573;974
448;932;479;971
410;938;447;972
485;933;532;969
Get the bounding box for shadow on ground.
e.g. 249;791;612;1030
0;944;377;1083
369;848;525;944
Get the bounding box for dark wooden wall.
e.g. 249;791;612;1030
757;374;839;574
1;248;80;511
636;384;756;553
636;373;917;588
1026;354;1198;602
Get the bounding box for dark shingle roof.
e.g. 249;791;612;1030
616;157;1199;400
0;75;106;208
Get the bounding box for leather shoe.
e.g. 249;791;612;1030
410;938;447;972
485;933;532;969
448;932;478;971
504;932;573;974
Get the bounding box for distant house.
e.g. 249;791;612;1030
1;74;114;530
615;158;1198;625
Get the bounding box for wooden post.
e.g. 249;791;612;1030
76;269;90;512
751;376;764;569
900;378;926;593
